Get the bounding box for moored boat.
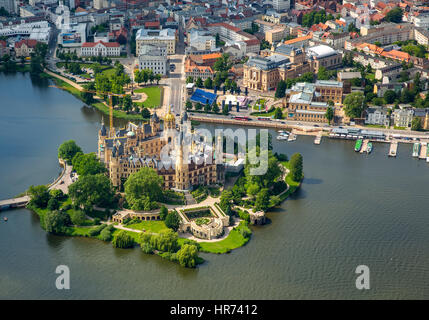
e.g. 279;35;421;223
367;142;373;154
3;217;7;222
412;142;421;157
276;135;288;140
354;139;362;152
426;144;429;162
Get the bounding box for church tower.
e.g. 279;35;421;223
98;117;107;160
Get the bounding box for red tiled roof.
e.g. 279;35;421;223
14;39;37;49
81;41;119;48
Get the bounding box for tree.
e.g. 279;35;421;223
383;90;397;104
411;118;422;131
141;107;151;119
246;183;260;199
112;230;134;248
212;103;220;113
385;7;403;23
47;197;60;211
165;211;180;231
317;66;330;80
204;77;213;89
204;103;211;112
176;244;198;268
275;80;287;98
195;77;203;88
68;174;115;210
289;153;303;182
222;103;229;115
186;76;194;83
185;100;193;110
28;185;50;208
58;140;82;163
325;106;334;124
72;152;106;176
274;107;283;119
45;210;70;234
255;188;270;212
344;92;366;119
159;205;168;220
123;94;132;112
124;167;163;210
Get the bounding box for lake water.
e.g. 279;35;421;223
0;72;428;299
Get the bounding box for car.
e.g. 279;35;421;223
314;124;320;127
281;121;285;124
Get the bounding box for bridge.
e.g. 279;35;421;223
0;161;72;212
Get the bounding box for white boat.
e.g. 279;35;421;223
277;130;285;133
276;135;288;140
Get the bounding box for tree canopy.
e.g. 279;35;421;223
124;167;163;211
58;140;82;163
344;92;366;119
289;153;303;182
72;152;106;176
68;174;115;210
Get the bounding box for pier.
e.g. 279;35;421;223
314;135;322;145
419;143;427;160
360;139;369;153
389;141;398;157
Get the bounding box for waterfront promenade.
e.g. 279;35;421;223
0;162;72;211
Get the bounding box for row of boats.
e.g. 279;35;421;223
412;142;429;162
276;130;296;142
354;139;373;154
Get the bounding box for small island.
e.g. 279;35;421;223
23;111;303;268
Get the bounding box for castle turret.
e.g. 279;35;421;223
175;132;190;191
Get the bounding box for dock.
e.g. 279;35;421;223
360;139;369;154
288;133;297;142
419;143;427;160
314;135;322;145
388;141;398;157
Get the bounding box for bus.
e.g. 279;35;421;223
257;117;271;121
233;116;250;121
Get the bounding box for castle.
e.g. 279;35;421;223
97;108;225;191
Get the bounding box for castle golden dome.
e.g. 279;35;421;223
164;105;175;122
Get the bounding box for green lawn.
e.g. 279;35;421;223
126;220;169;234
56;62;114;78
198;229;250;254
134;86;162;108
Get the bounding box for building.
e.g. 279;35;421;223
284;81;343;123
80;41;120;57
0;0;16;15
58;23;87;48
393;107;414;128
413;108;429;130
185;57;214;81
365;107;389;126
93;0;110;10
337;71;362;93
98;110;224;190
138;44;168;76
242;45;311;92
0;40;9;57
306;45;342;72
187;29;216;52
14;39;37;57
273;0;291;12
136;28;176;55
265;27;287;44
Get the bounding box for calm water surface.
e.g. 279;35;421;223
0;73;428;299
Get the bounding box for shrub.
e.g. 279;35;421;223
99;227;112;241
89;224;106;237
47;198;60;211
165;211;181;231
112;230;134;248
69;209;86;226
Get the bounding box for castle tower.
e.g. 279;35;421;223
150;112;160;133
175;132;190;191
98;117;107;160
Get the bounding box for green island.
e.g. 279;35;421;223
22;137;303;268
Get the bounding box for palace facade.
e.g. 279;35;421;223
98;109;225;191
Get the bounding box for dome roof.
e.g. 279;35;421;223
164;105;175;122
